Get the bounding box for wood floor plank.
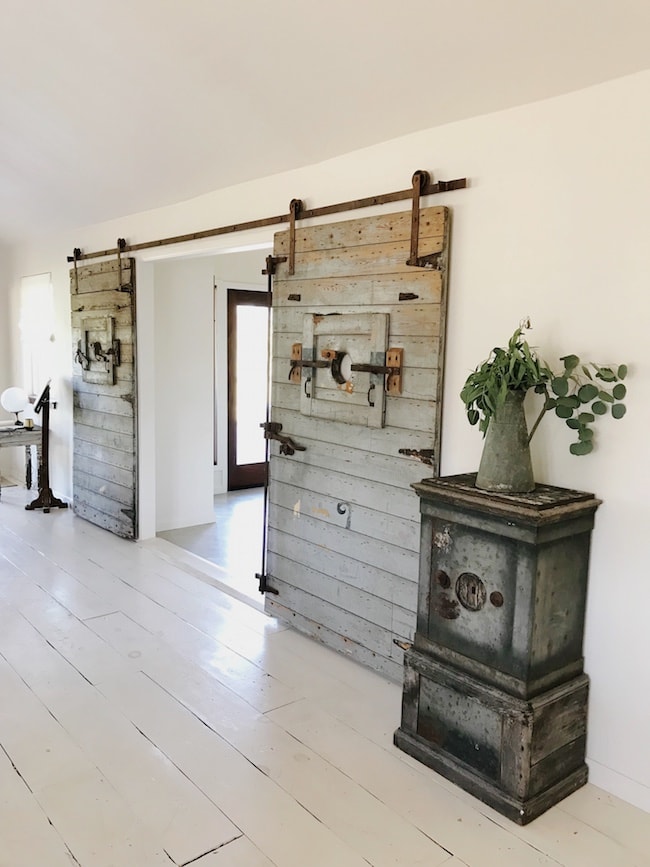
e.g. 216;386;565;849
93;670;375;867
267;698;558;867
558;786;650;861
192;835;276;866
0;653;170;866
0;489;647;867
0;746;75;867
0;603;243;866
86;613;452;867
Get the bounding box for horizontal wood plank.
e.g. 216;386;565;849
73;438;135;471
274;238;443;282
273;207;446;254
273;272;442;307
274;305;441;337
267;531;417;605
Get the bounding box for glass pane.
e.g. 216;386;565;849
236;304;268;465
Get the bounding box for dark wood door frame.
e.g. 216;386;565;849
227;288;269;490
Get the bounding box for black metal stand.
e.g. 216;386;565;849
25;382;68;513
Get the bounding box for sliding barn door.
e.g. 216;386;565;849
70;258;137;538
266;206;449;681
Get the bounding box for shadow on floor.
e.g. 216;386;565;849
157;488;264;604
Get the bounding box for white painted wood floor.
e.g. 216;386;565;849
0;487;648;867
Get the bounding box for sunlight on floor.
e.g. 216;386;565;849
157;488;264;605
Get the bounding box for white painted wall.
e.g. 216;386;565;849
4;70;650;811
153;257;216;532
0;244;12;405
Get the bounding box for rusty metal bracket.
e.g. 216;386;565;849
351;348;403;394
398;447;436;467
71;247;82;293
261;421;306;456
288;344;403;394
288;343;330;381
406;170;445;270
116;238;133;292
262;254;288;276
288;198;302;275
256;572;279;595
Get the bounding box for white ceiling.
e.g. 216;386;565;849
2;0;650;245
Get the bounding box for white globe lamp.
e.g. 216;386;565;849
1;387;29;426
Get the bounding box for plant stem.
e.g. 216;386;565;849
527;403;547;445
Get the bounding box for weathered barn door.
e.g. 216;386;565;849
70;258;137;538
266;206;449;681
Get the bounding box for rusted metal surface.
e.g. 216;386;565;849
395;475;600;824
66;172;467;263
288;198;302;276
398;447;435;466
260;421;306;456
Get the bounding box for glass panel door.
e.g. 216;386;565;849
227;288;269;489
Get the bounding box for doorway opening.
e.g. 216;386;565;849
227;288;269;490
150;246;272;610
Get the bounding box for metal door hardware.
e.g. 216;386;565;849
398;447;436;466
289;344;403;394
260;421;306;456
406;170;446;270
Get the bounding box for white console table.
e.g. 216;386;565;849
0;426;42;497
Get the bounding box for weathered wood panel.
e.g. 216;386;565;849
274;305;442;337
274;206;446;254
266;206;449;679
274;272;443;307
265;596;404;682
70;258;137;538
268;505;419;581
271;479;420;549
267;530;417;604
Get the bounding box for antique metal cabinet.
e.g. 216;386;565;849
394;473;600;824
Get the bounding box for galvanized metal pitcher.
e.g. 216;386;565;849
475;390;535;493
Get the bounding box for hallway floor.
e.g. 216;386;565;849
0;485;648;867
157;488;264;607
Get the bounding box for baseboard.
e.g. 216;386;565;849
587;758;650;814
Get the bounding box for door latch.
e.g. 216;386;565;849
261;421;306;456
289;344;403;395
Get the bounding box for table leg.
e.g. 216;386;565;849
25;445;32;489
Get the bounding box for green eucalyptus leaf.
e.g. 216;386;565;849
578;427;594;440
617;364;628;380
570;441;593;456
555;404;573;419
565;418;581;430
599;391;615;403
613;383;627;400
612;403;627;419
596;367;616;382
467;409;479;425
592;400;607;415
544;397;557;410
551;377;569;397
561;354;579;373
577;383;598;402
581;365;593;380
557;395;580;409
578;412;595;424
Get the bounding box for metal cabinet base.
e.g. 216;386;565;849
394;649;589;824
395;474;600;824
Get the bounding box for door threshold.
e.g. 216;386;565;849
145;536;265;612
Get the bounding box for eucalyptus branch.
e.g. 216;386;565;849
460;323;629;456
